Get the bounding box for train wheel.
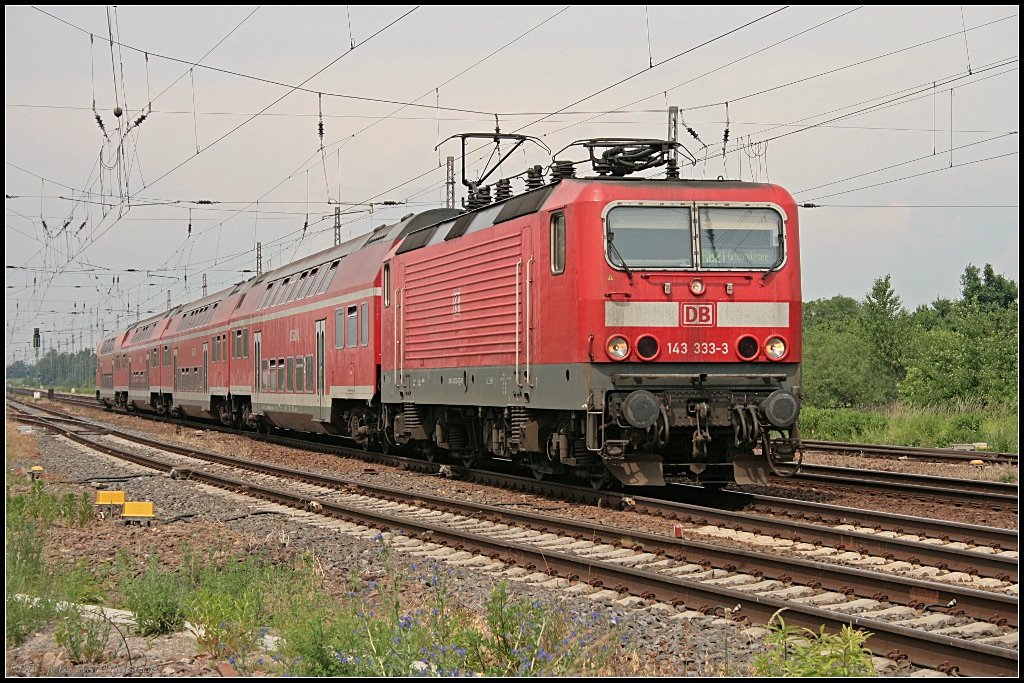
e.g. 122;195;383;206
529;456;548;481
587;469;611;491
458;450;479;469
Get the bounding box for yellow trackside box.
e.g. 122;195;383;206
122;501;155;523
95;490;126;506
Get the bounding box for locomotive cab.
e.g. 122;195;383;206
570;177;803;487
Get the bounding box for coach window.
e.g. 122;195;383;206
285;274;302;303
277;358;285;392
550;213;566;275
271;278;290;307
269;360;277;391
360;302;368;346
259;283;274;309
281;278;297;305
296;268;315;296
304;354;314;392
287;357;295;392
347;306;358;348
309;266;330;297
316;261;340;296
289;272;308;302
334;308;345;349
243;329;249;358
261;360;269;391
383;263;391;307
295;356;304;392
697;207;783;269
605;205;693;269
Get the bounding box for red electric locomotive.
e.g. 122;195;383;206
97;136;803;489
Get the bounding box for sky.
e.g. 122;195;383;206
4;5;1019;364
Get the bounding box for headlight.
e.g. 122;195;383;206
736;335;758;360
606;335;630;360
689;279;705;295
636;335;659;360
764;336;787;360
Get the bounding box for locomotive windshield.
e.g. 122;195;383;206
698;207;782;269
605;204;783;270
605;206;692;268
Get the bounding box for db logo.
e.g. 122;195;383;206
682;303;715;326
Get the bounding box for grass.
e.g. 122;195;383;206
266;535;623;677
6;424;113;658
5;479;111;653
754;612;875;677
799;403;1018;452
120;554;189;637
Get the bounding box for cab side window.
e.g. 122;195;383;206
550;213;566;275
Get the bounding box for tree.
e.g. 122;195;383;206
961;263;1018;310
861;275;908;385
803;296;861;330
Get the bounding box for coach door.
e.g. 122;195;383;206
315;319;326;421
253;331;262;395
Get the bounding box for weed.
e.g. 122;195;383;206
799;403;1018;452
997;469;1018;484
754;612;874;677
55;560;106;605
55;606;119;663
274;536;622;677
122;555;188;636
187;555;278;658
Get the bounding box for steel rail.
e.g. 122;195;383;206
16;410;1018;678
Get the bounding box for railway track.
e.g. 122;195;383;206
9;397;1019;583
8;402;1019;676
772;464;1017;508
803;440;1017;465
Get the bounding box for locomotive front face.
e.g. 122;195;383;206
577;187;803;486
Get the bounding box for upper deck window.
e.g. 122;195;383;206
698;207;782;269
605;206;692;269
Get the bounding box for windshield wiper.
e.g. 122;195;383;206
606;232;634;283
760;226;785;283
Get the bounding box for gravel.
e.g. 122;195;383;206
7;427;778;677
8;402;984;677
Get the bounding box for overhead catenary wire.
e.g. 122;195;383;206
9;7;1018;353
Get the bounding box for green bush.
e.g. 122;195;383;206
187;556;280;657
798;408;888;442
798;404;1017;452
122;556;189;636
754;613;874;677
55;606;118;663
